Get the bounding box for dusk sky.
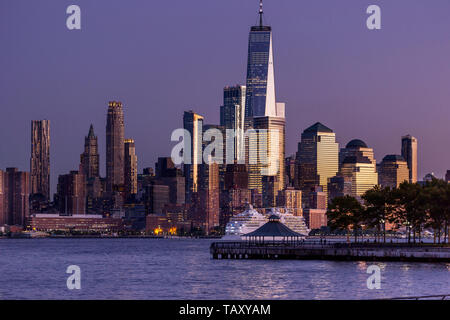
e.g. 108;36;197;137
2;0;450;195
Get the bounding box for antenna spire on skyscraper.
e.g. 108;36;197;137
259;0;263;27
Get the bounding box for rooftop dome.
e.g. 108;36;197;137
346;139;368;149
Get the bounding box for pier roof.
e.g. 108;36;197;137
244;218;302;238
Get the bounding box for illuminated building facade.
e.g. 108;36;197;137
339;139;375;168
27;214;123;233
340;155;378;201
124;139;138;197
251;116;286;195
297;122;339;208
244;2;286;195
277;187;302;216
183;111;204;202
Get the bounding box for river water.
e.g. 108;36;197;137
0;238;448;300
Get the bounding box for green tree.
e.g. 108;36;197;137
424;179;450;244
327;195;363;243
392;182;427;243
362;186;395;243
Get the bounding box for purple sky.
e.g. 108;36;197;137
1;0;450;196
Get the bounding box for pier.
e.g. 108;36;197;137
210;241;450;262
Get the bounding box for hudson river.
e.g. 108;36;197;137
0;238;448;300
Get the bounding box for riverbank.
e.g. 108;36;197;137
5;233;223;239
210;241;450;262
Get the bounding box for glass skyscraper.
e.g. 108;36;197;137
244;3;277;118
220;85;246;162
244;1;286;195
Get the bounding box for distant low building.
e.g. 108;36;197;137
303;209;327;230
0;168;30;226
26;213;123;233
145;214;191;235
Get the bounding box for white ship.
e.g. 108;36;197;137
223;205;267;239
223;205;310;240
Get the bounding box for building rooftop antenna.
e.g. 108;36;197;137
259;0;264;27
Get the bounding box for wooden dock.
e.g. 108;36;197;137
210;241;450;262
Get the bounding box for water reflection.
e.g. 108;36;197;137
0;239;448;299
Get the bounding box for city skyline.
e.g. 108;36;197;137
2;1;450;196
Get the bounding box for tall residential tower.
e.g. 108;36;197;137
183;111;204;202
124;139;138;197
30;120;50;200
106;101;125;193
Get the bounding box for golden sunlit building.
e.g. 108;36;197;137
340;155;378;201
183;111;204;202
296;122;339;208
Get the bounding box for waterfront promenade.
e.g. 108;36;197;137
210;241;450;262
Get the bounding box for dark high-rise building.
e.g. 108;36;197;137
0;170;6;225
145;184;170;214
446;170;450;183
155;157;176;177
85;176;103;214
220;85;246;162
124;139;138;197
57;171;86;215
224;164;248;190
262;175;278;208
31;120;50;200
401;135;418;183
189;163;220;234
106;101;125;193
378;155;409;188
155;157;185;205
2;168;30;226
80;124;100;179
285;155;297;188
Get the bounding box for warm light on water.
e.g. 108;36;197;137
0;239;448;300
